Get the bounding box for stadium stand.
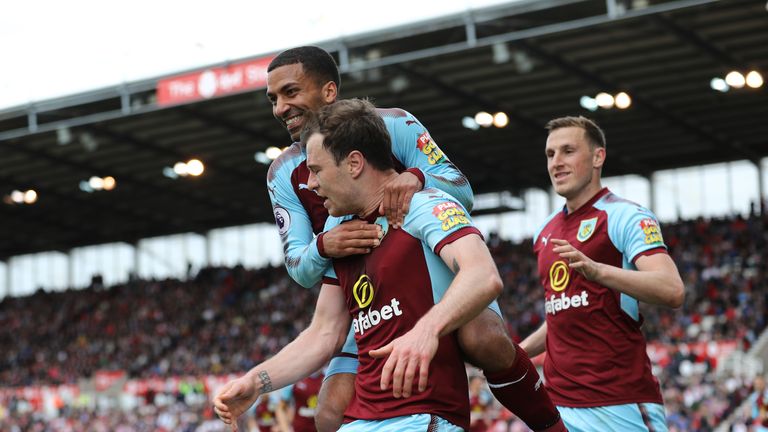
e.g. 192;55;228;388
2;213;766;431
1;2;767;430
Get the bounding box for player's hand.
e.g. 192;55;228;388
213;375;259;431
368;322;438;398
379;171;422;229
551;239;601;281
322;221;382;258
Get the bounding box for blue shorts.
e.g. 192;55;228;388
339;414;462;432
326;300;503;379
557;403;668;432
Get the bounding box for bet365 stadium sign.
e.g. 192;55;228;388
156;55;274;106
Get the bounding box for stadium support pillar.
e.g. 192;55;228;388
133;241;141;278
67;249;75;289
755;159;765;216
4;261;10;298
647;173;656;214
205;231;213;267
546;187;555;214
606;0;620;18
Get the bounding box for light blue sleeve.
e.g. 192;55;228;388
279;384;294;402
604;202;667;262
402;189;478;253
325;326;359;379
266;146;330;288
385;110;475;212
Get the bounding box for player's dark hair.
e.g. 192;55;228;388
268;46;341;89
301;99;394;171
546;116;606;149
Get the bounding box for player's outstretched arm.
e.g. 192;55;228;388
214;284;349;430
520;322;548;358
369;233;501;398
551;239;684;308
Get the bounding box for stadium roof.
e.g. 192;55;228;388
1;0;766;259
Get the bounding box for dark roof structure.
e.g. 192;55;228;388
1;0;766;259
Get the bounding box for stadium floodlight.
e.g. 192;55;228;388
462;116;480;130
163;167;179;179
595;92;615;109
746;71;764;89
79;180;94;192
102;176;116;191
10;190;24;204
492;42;511;64
474;111;493;128
493;112;509;128
265;146;283;160
89;176;104;190
725;71;745;88
710;77;729;92
187;159;205;177
579;96;599;112
513;50;534;74
57;126;72;145
173;161;189;176
254;151;272;165
614;92;632;109
23;189;38;204
388;75;410;93
79;132;99;152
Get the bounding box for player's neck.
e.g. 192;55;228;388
565;181;603;214
358;170;399;218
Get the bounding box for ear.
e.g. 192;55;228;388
346;151;365;178
593;147;606;170
322;81;338;103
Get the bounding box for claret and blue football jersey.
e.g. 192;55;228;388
322;189;482;430
533;188;667;408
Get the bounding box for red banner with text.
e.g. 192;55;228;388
157;56;274;106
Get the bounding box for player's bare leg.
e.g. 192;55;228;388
458;309;567;432
315;372;355;432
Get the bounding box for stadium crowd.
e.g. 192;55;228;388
1;213;767;430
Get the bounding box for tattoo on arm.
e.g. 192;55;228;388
258;371;273;393
452;258;460;273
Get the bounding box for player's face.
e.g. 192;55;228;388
306;133;353;216
545;126;603;200
266;63;337;142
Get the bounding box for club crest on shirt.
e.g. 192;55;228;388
576;217;598;242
